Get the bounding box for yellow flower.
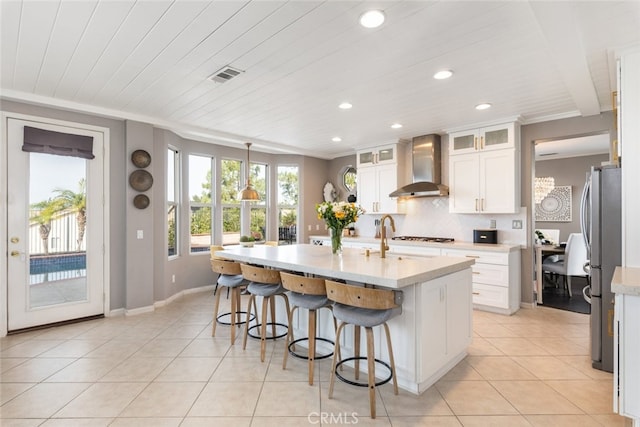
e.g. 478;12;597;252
314;201;365;230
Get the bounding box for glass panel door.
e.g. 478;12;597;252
7;118;105;331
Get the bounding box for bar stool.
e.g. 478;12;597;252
210;259;253;344
325;280;402;419
241;263;291;362
210;245;228;297
280;272;337;385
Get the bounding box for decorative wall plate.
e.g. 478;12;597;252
131;149;151;168
133;194;150;209
129;169;153;191
535;186;572;222
323;181;337;202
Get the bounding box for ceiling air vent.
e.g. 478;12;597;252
208;66;244;83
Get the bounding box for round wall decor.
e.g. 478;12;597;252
535;186;572;222
131;149;151;168
129;169;153;191
133;194;150;209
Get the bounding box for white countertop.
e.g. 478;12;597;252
309;235;520;253
612;266;640;296
216;244;474;289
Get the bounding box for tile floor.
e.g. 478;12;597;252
0;290;633;426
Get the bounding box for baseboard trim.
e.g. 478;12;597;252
116;285;215;316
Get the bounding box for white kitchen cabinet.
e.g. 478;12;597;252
614;292;640;424
357;143;407;214
416;269;472;388
442;248;520;314
449;148;519;214
448;121;520;214
357;144;398;168
449;122;516;155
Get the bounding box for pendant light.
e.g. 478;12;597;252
239;142;260;201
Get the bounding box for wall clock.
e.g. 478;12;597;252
323;182;337;202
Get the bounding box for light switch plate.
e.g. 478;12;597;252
512;220;522;229
137;230;143;239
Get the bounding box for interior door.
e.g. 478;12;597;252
6;118;105;331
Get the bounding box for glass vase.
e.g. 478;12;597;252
329;226;343;255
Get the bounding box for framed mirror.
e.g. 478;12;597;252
342;166;357;192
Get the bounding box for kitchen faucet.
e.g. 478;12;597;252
379;214;396;258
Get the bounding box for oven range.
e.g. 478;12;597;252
391;236;455;243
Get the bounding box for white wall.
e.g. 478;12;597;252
620;49;640;267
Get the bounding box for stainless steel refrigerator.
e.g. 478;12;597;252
580;165;621;373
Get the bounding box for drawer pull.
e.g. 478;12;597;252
472;271;481;275
472;292;480;295
465;255;480;259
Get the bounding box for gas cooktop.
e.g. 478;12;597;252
391;236;455;243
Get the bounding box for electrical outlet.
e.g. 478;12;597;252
136;230;143;239
171;274;175;283
308;225;311;231
316;224;320;230
512;220;523;229
490;219;496;229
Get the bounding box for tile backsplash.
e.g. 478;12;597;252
354;197;527;246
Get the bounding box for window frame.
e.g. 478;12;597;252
220;157;242;246
276;164;299;244
188;154;215;255
167;146;180;259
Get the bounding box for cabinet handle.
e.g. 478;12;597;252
480;136;484;149
481;198;485;211
472;292;480;295
475;198;479;211
474;137;478;150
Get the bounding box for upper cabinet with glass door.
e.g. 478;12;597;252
357;144;397;168
449;122;516;155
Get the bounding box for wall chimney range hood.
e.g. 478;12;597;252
389;134;449;198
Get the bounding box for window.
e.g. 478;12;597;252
221;159;241;245
167;147;179;257
277;165;299;244
189;154;214;253
250;162;267;240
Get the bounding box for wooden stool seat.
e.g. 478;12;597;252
280;272;337;385
210;258;252;344
325;280;402;419
241;264;290;362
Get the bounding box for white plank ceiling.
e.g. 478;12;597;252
1;0;639;159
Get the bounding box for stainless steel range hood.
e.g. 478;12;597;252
389;134;449;198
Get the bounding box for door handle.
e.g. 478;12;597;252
10;237;19;243
11;250;20;257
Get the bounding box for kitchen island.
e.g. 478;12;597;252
217;244;474;394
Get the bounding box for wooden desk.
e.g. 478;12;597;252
535;244;565;304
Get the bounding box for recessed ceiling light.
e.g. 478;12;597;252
391;123;403;129
475;103;492;110
433;70;453;80
359;10;385;28
332;137;342;142
339;102;353;110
